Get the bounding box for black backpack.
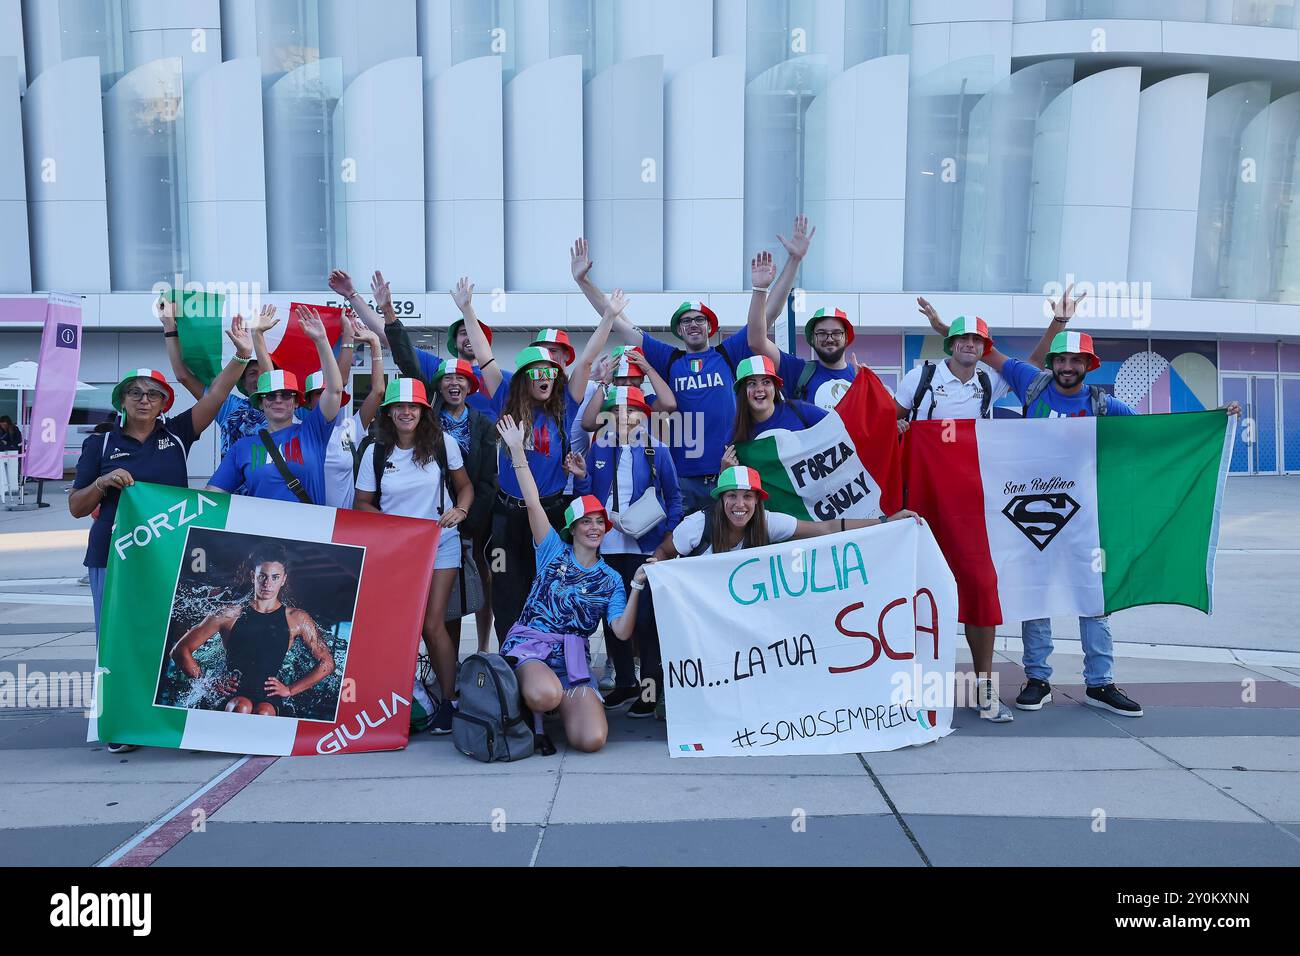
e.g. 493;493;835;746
909;361;993;421
792;361;818;401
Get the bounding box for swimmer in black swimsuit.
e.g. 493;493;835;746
170;546;335;716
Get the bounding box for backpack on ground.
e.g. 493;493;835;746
451;653;534;762
1021;371;1108;419
909;361;993;421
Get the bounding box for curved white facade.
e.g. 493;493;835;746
2;0;1300;475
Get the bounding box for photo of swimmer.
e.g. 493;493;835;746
153;528;365;722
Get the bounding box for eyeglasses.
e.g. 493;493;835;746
263;390;298;403
813;331;846;342
678;316;709;329
525;366;559;381
125;389;167;403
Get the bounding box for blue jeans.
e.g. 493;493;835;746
1021;616;1114;687
88;566;108;642
677;474;718;515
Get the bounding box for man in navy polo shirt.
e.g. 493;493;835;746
570;237;754;513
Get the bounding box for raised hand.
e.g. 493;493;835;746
571;237;594;283
251;304;279;334
720;444;740;470
592;354;613;385
563;452;587;479
225;314;253;358
155;296;178;332
350;316;380;348
496;415;527;452
1051;282;1087;324
751;250;776;290
327;269;355;299
776;214;816;261
625;349;650;374
371;271;391;312
605;288;630;320
452;277;474;313
294;304;328;342
916;296;948;336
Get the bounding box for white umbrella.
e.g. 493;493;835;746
0;360;95;391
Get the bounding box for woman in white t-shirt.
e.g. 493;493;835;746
354;378;473;735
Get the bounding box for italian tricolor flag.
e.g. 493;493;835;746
92;483;437;756
903;412;1235;625
737;370;903;520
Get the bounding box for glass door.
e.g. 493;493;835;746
1223;373;1280;474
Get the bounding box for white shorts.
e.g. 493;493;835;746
434;527;462;570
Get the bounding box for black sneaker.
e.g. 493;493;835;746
428;700;454;735
602;686;641;710
1015;678;1052;711
1084;683;1143;717
628;697;656;719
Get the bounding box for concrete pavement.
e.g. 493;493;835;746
1;477;1299;866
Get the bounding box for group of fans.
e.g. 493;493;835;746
72;217;1234;755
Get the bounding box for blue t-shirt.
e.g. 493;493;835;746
776;352;855;411
751;399;828;439
517;529;627;636
488;389;580;498
1002;358;1136;418
640;328;752;478
209;404;335;504
73;411;200;568
415;347;512;417
215;393;267;458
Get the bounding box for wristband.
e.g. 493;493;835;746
340;343;354;349
232;354;253;364
630;580;645;592
881;513;889;523
481;358;496;371
164;330;179;339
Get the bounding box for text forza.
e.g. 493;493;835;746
316;691;411;754
113;492;219;561
49;887;151;936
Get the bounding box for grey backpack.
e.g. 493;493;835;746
451;654;534;762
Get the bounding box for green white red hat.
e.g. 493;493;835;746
111;369;175;414
382;377;431;408
563;495;612;538
944;316;993;358
447;318;492;357
670;301;718;339
530;328;576;366
432;358;480;395
514;346;562;374
733;355;784;391
601;386;651;416
303;370;350;406
804;307;855;346
611;345;645;380
250;370;304;409
711;466;768;501
1045;330;1101;372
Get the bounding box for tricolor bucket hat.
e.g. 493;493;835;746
249;370;304;409
601;386;652;416
381;377;432;408
733;355;784;392
804;307;855;346
303;370;351;407
944;315;994;358
611;345;646;381
670;301;718;339
432;358;480;395
531;328;576;366
711;466;768;501
1045;330;1101;372
514;346;562;378
563;494;612;539
111;369;175;414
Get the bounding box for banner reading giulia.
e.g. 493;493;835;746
645;519;958;757
89;483;438;756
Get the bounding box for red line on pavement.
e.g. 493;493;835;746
112;756;279;867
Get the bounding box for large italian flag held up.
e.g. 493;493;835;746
737;369;903;521
91;483;438;756
903;412;1235;626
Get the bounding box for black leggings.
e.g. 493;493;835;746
490;496;567;645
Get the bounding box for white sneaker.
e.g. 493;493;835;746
975;679;1014;723
598;657;616;691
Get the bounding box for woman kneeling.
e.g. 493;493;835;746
495;415;645;754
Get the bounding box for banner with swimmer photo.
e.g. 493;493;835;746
90;483;438;756
645;519;958;757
